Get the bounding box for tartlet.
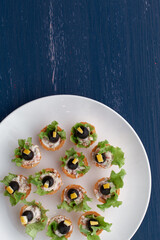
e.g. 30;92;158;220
39;121;66;151
57;184;92;212
60;147;90;178
91;140;125;168
28;168;63;195
20;200;48;240
47;215;73;239
12;137;41;169
0;173;31;206
70;122;97;148
94;169;126;211
78;211;112;239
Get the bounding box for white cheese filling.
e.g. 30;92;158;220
49;216;72;237
80;215;89;231
64;187;85;205
92;148;113;168
23;205;41;224
94;179;115;200
22;145;41;167
12;175;30;193
63;157;85;177
40;171;62;192
42;137;61;149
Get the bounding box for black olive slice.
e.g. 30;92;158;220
22;210;34;222
75;126;89;139
48;130;60;143
22;149;34;161
67;188;79;200
100;184;111;195
42;175;54;187
95;153;106;164
67;158;78;170
57;221;70;235
9;181;19;193
87;218;99;232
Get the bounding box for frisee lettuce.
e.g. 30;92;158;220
4;190;26;206
70;122;97;148
79;215;112;240
0;173;16;186
97;193;122;211
57;193;92;212
0;173;26;206
60;148;90;175
38;121;66;140
46;220;67;240
11;137;33;166
21;200;48;240
109;169;126;189
96;140;125;168
28;169;53;196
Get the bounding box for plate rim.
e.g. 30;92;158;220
0;94;152;240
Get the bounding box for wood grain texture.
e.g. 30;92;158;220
0;0;160;239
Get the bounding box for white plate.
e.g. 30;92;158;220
0;95;151;240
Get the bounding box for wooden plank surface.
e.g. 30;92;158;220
0;0;159;239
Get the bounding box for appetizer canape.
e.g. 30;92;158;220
0;173;31;206
12;137;41;168
70;122;97;148
28;168;63;196
94;169;126;211
47;215;73;239
57;184;92;212
20;200;48;240
60;148;90;178
39;121;66;151
91;140;125;168
78;211;112;240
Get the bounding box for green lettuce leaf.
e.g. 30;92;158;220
57;194;92;212
97;193;122;211
38;121;66;140
70;122;97;148
0;173;26;206
12;137;33;166
28;169;52;196
96;140;125;168
11;157;23;167
0;173;17;185
4;190;26;206
109;169;126;189
60;148;90;175
79;215;112;240
46;220;67;240
22;200;48;240
80;224;101;240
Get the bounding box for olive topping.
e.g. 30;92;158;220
48;130;60;143
67;188;79;200
9;181;19;193
95;153;106;164
87;218;99;232
57;221;70;235
22;149;34;161
67;158;78;170
75;126;89;139
100;184;111;195
42;176;54;187
22;210;34;222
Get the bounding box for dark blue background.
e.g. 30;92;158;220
0;1;159;239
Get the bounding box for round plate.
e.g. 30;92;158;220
0;95;151;240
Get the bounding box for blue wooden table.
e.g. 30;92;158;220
0;1;159;239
